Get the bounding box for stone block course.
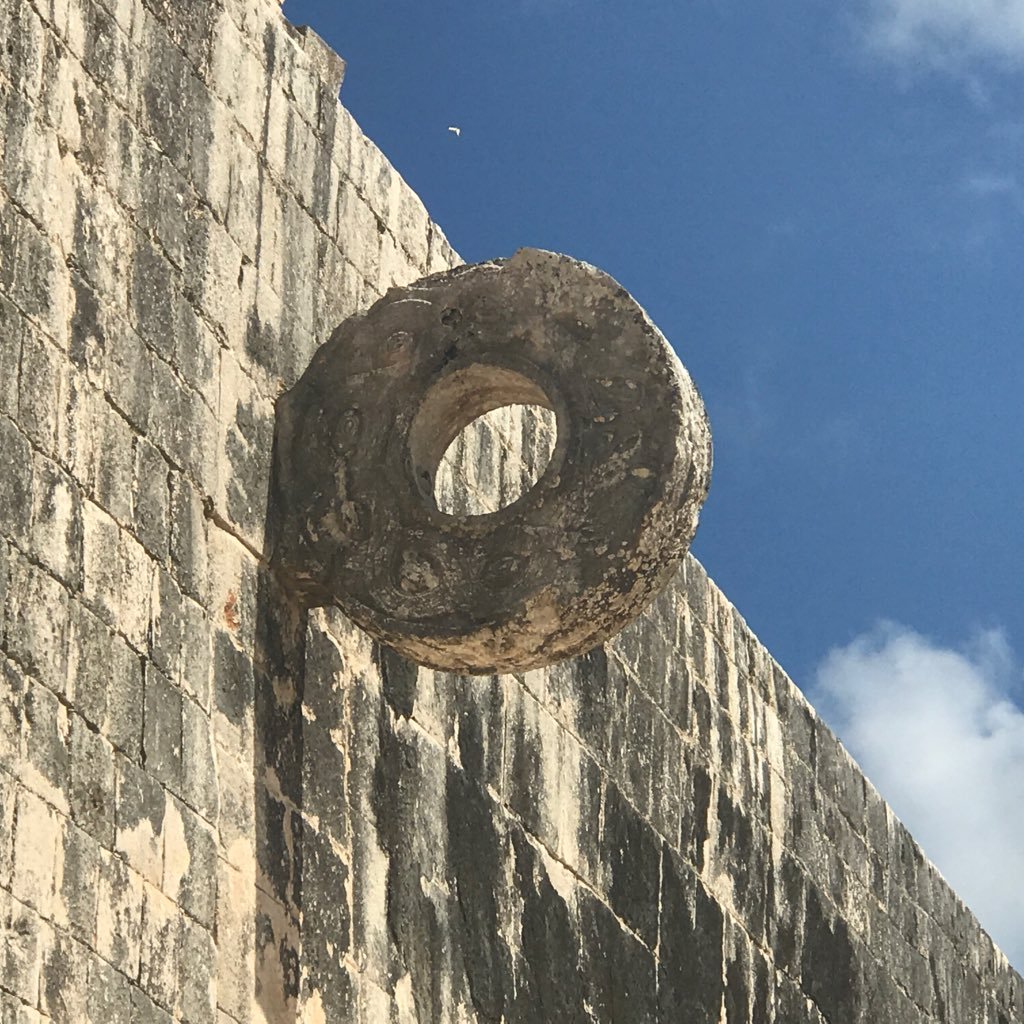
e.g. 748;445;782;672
168;475;208;604
16;332;63;455
87;954;135;1024
2;0;1021;1018
11;787;61;919
5;556;70;699
68;712;116;843
3;890;52;1008
30;450;83;589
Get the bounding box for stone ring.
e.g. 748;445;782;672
272;248;712;673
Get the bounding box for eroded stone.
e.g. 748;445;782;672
272;248;713;673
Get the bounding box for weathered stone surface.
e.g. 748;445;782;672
274;248;713;673
1;0;1021;1020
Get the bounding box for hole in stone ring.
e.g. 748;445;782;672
408;365;559;516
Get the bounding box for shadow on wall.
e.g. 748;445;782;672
245;413;734;1021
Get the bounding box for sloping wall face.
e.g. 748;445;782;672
0;3;1022;1024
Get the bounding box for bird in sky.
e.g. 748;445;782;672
448;126;461;137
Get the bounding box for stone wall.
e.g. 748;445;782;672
0;0;1021;1022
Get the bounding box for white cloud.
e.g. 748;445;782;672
863;0;1024;67
813;622;1024;971
960;170;1024;215
963;171;1019;196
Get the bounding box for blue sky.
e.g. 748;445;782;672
284;0;1024;968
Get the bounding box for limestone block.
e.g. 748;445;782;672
213;758;253;871
153;566;214;707
56;364;100;499
211;639;255;780
545;647;623;769
12;788;60;920
0;772;14;889
5;556;70;699
377;228;418;294
0;298;23;420
351;133;396;229
149;568;183;677
104;311;155;435
224;126;263;259
215;856;256;1022
393;186;431;272
115;755;166;886
578;886;658;1021
140;0;220;79
312;238;360;344
175;302;222;416
74;66;145;212
0;416;33;550
774;661;816;772
334;179;381;287
149;354;217;493
662;644;693;736
180;595;214;711
599;780;661;949
87;401;131;525
208;10;268;148
178;915;217;1024
126;225;179;363
309;128;342;230
54;818;100;942
139;12;206;171
0;660;27;781
67;711;116;844
27;125;79;260
30;452;83;589
816;721;868;834
215;354;275;549
278;192;318;327
36;38;82;161
138;881;181;1012
610;614;674;706
22;681;70;814
169;474;208;603
619;675;658;816
262;83;295;194
17;331;63;454
301;622;350;846
287;109;324;219
2;889;53;1007
297;822;351;978
164;794;218;927
131;985;175;1024
1;2;47;103
287;23;346;108
80;0;137;114
86;953;134;1024
650;708;684;841
101;632;145;762
658;848;726;1021
503;680;597;871
186;208;251;357
253;889;300;1023
182;694;219;825
71;165;132;309
143;663;184;792
133;436;171;560
426;221;459;276
136;145;194;273
327;104;355;188
116;525;155;651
